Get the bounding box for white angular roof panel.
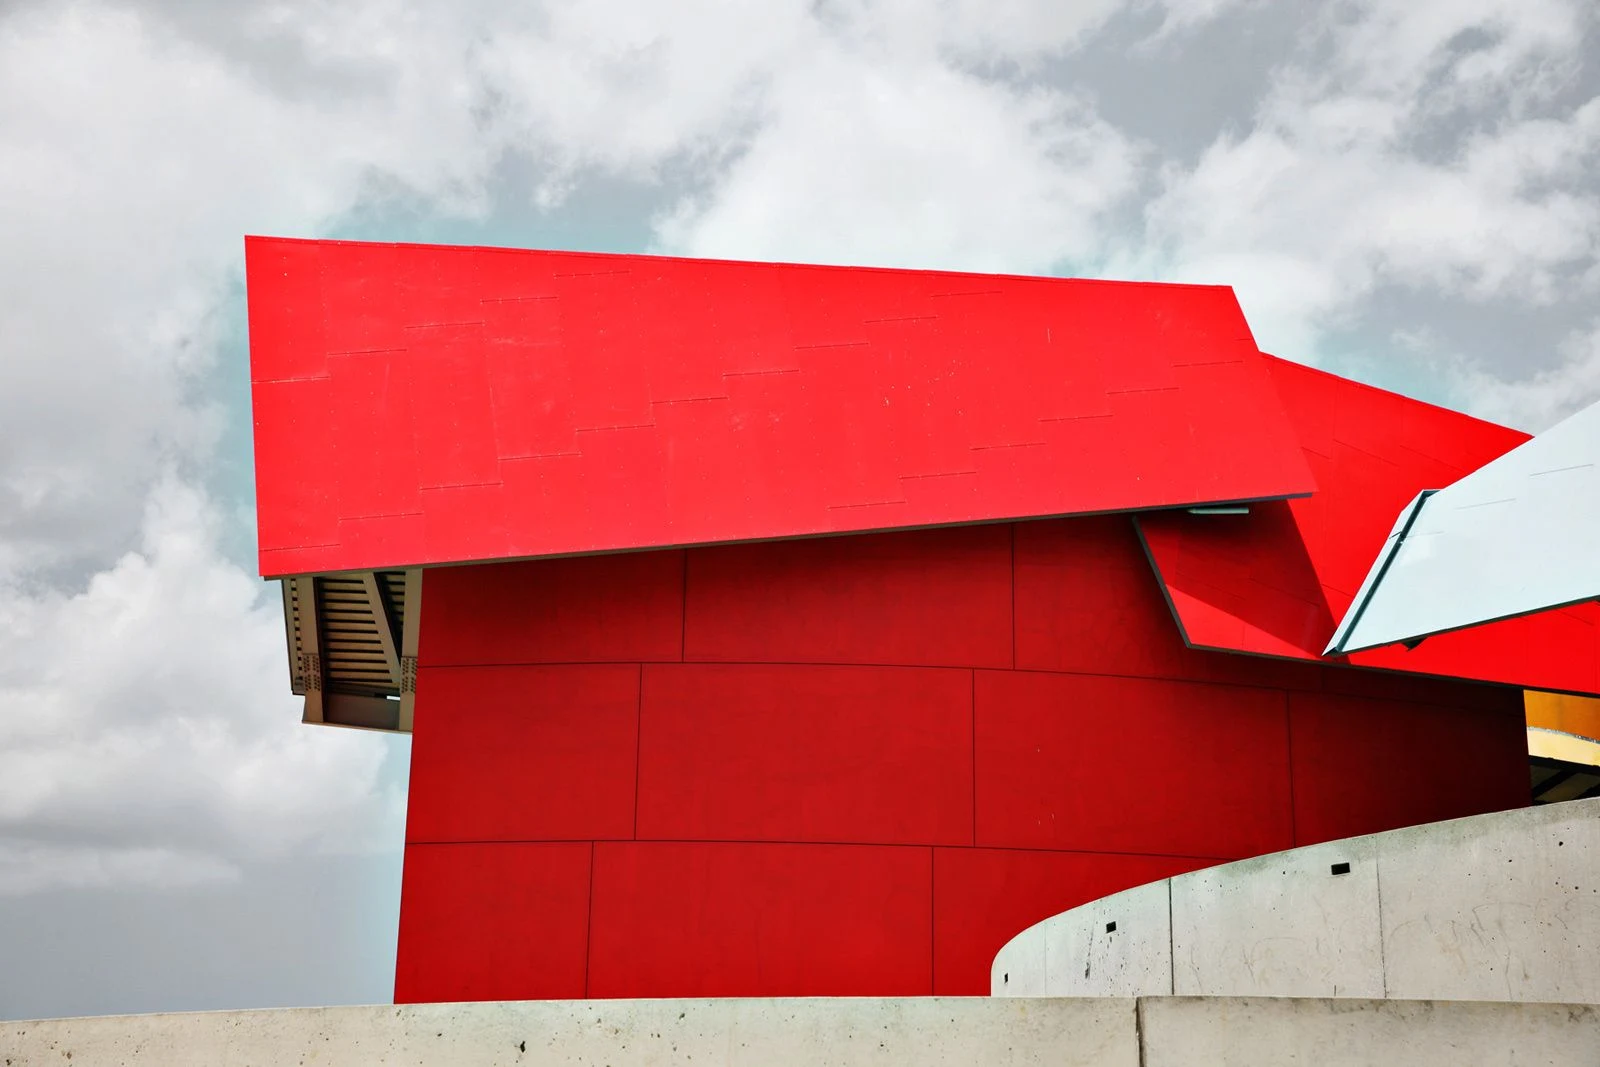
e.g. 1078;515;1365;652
1327;399;1600;655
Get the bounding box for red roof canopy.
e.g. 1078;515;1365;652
246;237;1314;577
246;236;1600;696
1139;356;1600;695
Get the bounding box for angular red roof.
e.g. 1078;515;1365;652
1139;356;1600;695
246;236;1600;696
246;237;1315;577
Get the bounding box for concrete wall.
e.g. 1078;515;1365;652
993;797;1600;1003
7;997;1596;1066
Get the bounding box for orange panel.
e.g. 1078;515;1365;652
1526;692;1600;741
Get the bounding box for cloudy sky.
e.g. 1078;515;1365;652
2;0;1598;1021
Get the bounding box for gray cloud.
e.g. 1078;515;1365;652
2;0;1598;1019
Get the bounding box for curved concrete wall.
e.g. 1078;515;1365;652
993;796;1600;1002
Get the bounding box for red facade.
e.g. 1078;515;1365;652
394;516;1528;1001
241;237;1580;1006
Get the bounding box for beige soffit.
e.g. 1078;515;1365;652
281;569;421;733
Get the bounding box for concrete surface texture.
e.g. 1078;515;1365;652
6;997;1596;1066
5;998;1136;1067
992;796;1600;1002
1138;998;1600;1067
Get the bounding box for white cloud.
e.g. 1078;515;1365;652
0;3;505;577
1436;319;1600;431
0;0;523;894
478;1;812;191
817;0;1126;61
1145;0;1266;37
0;477;402;896
654;39;1143;272
1128;0;1600;362
0;844;238;897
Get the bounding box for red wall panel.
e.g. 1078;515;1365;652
1288;690;1530;845
974;669;1294;858
636;663;973;846
1012;516;1324;692
685;524;1012;668
395;842;591;1003
588;842;933;997
933;848;1214;995
1317;663;1521;714
248;237;1318;577
405;665;640;843
327;351;423;521
419;550;684;666
1137;357;1600;695
395;517;1531;1004
251;378;340;553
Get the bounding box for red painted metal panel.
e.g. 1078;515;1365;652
933;848;1213;994
1139;357;1600;694
391;525;1535;1004
251;378;340;553
405;665;640;843
1012;516;1324;691
1288;690;1529;845
636;663;973;845
247;237;1315;576
419;483;511;564
419;551;684;666
335;512;427;574
246;237;327;382
326;351;422;520
1317;657;1534;713
974;668;1295;858
394;842;591;1003
684;523;1012;668
587;842;933;997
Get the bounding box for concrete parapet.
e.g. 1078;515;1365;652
6;998;1135;1067
6;997;1596;1066
1139;997;1599;1066
993;797;1600;1002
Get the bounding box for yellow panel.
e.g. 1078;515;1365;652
1527;726;1600;768
1525;691;1600;743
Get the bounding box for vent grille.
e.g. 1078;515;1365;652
320;575;403;697
281;569;418;733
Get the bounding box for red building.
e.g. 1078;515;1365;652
246;237;1600;1003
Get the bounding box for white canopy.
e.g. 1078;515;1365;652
1326;399;1600;656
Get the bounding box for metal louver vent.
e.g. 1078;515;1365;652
280;569;421;733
